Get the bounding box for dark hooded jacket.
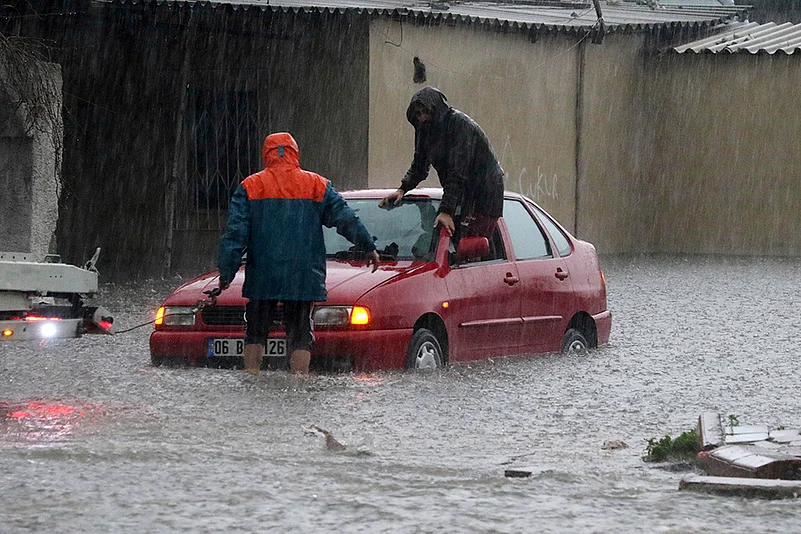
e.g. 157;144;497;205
400;87;504;218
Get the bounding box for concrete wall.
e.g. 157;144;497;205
29;63;62;258
0;137;32;252
578;34;660;253
646;52;801;256
368;21;671;255
368;20;579;232
368;21;801;258
0;59;61;259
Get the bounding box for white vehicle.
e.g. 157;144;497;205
0;249;114;341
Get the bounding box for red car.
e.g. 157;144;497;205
149;188;611;371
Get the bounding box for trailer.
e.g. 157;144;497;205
0;249;114;341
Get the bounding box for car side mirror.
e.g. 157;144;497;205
455;236;489;262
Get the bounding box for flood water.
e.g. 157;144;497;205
2;254;800;533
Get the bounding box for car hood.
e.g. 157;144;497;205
162;260;424;306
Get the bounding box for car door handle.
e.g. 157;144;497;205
504;273;520;285
555;268;569;280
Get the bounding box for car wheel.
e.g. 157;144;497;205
151;354;164;367
561;328;588;355
405;328;444;370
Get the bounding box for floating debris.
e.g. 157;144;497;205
308;425;347;451
695;412;801;479
504;467;533;478
678;413;801;498
602;440;629;450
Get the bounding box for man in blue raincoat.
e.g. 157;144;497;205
217;132;379;375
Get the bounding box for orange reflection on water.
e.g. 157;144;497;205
353;373;383;386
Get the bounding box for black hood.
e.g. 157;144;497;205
406;87;452;128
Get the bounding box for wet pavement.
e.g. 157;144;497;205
2;254;800;533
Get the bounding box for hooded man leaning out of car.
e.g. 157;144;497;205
379;86;505;240
217;132;380;375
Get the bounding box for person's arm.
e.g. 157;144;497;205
399;128;430;193
216;184;250;289
321;183;380;271
322;184;377;251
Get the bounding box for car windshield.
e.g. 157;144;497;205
324;198;440;261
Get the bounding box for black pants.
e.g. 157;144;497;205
244;300;314;352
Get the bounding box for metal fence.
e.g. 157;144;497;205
177;88;260;231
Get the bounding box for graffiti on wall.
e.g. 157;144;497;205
500;135;559;202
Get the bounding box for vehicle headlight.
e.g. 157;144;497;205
312;306;352;326
312;306;371;327
156;306;196;326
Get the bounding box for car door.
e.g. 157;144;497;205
443;224;522;361
503;199;575;353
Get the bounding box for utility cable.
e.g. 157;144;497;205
114;319;159;334
113;304;212;335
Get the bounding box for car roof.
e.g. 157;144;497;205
341;188;528;203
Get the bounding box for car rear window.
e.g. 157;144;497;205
530;203;572;257
323;199;440;261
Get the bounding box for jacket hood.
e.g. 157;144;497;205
406;87;451;128
262;132;300;168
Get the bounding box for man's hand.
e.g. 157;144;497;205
378;189;405;208
434;212;455;236
219;279;230;291
365;250;380;273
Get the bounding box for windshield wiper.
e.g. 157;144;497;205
330;242;398;262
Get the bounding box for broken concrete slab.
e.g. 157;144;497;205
769;429;801;443
752;440;782;450
724;432;771;444
680;475;801;499
696;444;801;479
698;412;724;450
724;424;769;435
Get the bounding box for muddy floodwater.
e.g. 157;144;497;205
2;254;800;533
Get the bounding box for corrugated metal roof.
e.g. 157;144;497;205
674;20;801;54
114;0;749;34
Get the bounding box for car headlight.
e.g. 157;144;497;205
155;306;196;326
312;306;371;326
312;306;352;326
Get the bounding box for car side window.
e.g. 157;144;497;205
503;200;552;260
485;226;506;261
530;203;572;257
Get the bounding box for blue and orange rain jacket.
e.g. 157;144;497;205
217;132;376;301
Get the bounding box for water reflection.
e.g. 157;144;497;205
0;399;100;449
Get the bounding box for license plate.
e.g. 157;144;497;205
207;338;287;357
